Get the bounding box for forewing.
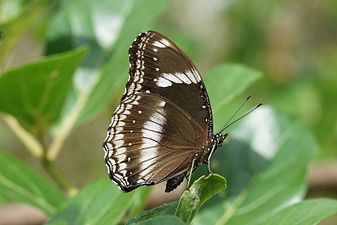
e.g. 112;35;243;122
126;31;213;138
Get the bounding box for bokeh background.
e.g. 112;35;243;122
0;0;337;224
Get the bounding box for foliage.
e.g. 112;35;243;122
0;151;64;215
0;47;86;136
175;174;227;223
0;0;337;225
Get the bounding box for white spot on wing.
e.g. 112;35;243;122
161;38;170;46
115;152;126;163
162;73;182;84
153;40;166;48
139;101;167;178
105;142;113;149
113;140;124;148
186;70;199;83
156;71;199;87
143;121;163;142
107;150;113;158
118;163;127;175
116;121;125;126
175;72;191;84
156;77;172;87
159;101;166;107
114;133;124;140
149;111;166;124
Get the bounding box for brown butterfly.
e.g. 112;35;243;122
103;31;227;192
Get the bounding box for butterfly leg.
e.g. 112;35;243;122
186;157;197;189
207;145;217;175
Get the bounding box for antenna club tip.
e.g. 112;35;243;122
257;103;263;107
246;95;252;100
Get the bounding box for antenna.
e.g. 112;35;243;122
219;96;262;134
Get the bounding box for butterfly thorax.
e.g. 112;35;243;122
201;133;227;164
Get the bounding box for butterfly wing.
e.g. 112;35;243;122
103;31;213;192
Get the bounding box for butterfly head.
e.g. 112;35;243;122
215;133;228;148
202;133;229;167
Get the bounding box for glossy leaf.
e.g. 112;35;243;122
131;215;186;225
128;187;152;218
176;174;227;223
265;198;337;225
204;63;262;114
192;107;319;225
47;0;133;53
0;151;64;215
127;202;178;225
0;47;86;135
46;179;144;225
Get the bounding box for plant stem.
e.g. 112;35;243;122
3;115;43;158
41;155;77;196
4;114;77;195
47;73;99;161
38;133;77;196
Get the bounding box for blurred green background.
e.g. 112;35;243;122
0;0;337;223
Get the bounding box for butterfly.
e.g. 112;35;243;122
103;31;227;193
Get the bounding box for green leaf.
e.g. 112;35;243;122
204;64;262;131
205;64;262;112
132;215;187;225
176;174;227;224
47;0;134;53
46;179;145;225
192;107;319;225
127;201;178;225
0;151;64;215
0;47;87;135
265;198;337;225
128;187;151;217
0;2;46;65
